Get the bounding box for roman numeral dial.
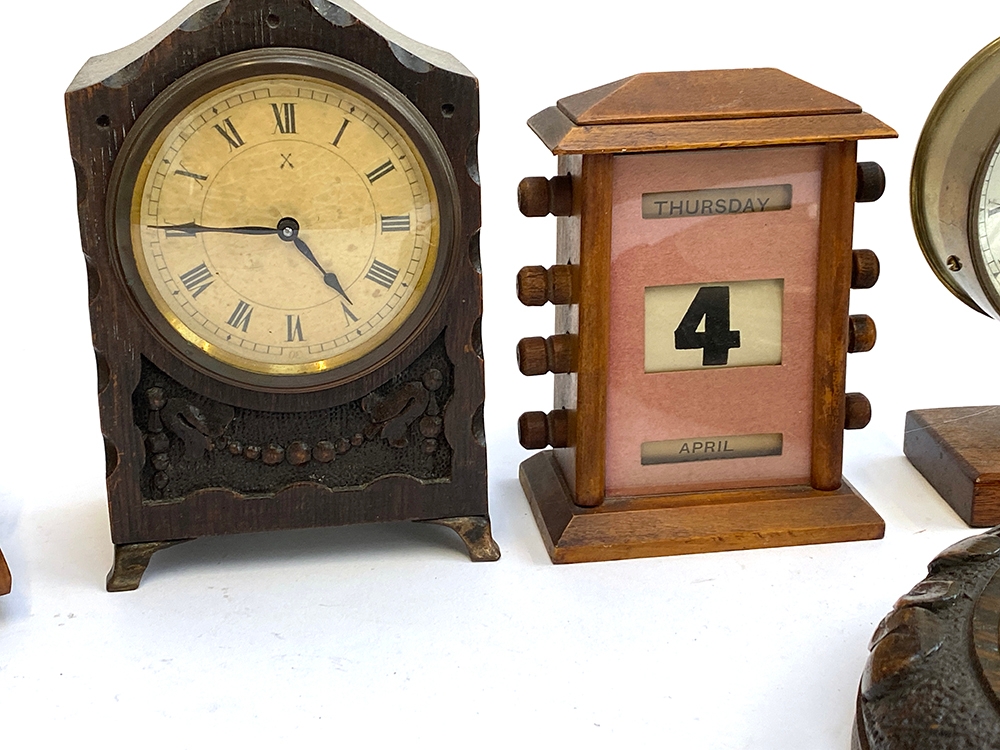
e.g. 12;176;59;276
131;74;441;377
272;103;296;134
214;118;244;150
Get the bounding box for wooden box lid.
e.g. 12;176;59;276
529;69;896;154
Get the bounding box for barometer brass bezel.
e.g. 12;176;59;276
912;36;1000;319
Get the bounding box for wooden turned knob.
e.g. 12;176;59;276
517;266;548;306
517;337;548;375
518;175;573;217
517;334;576;376
845;393;872;430
517;265;576;306
518;410;571;449
852;249;880;289
848;315;877;353
856;162;886;203
546;334;575;373
547;265;575;305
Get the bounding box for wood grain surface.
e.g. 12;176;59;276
520;451;884;563
904;407;1000;526
854;531;1000;749
811;141;857;491
65;0;492;572
528;109;896;155
556;69;861;125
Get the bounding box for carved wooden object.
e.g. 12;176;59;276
0;548;10;596
853;528;1000;749
517;70;894;563
66;0;497;590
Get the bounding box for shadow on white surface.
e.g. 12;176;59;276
136;520;476;586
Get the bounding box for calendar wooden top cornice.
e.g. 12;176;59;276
528;69;897;154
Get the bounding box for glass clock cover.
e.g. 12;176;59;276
112;50;452;387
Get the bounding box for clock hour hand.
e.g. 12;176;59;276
276;218;353;304
149;221;277;236
291;236;353;304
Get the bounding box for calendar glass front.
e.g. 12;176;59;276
605;146;825;497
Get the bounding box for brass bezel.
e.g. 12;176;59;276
109;48;460;393
911;36;1000;319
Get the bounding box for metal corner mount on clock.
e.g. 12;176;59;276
906;36;1000;528
66;0;497;591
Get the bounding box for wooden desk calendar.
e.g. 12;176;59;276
516;69;896;563
66;0;498;591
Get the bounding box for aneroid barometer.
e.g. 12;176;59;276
66;0;497;590
907;36;1000;527
516;69;896;563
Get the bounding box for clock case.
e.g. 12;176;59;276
905;37;1000;528
66;0;496;590
516;70;895;563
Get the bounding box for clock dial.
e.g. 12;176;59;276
976;141;1000;304
128;74;440;376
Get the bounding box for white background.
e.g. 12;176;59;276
1;1;997;746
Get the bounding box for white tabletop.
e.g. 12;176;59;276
0;1;992;746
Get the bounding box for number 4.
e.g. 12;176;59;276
674;286;741;366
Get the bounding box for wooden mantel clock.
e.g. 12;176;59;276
66;0;498;591
516;69;896;563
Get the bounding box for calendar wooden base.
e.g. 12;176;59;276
520;451;884;563
0;547;10;596
904;407;1000;527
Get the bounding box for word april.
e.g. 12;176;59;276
678;440;735;455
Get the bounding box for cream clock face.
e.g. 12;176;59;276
976;142;1000;302
128;73;440;376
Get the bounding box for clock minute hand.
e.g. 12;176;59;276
292;236;353;304
149;221;278;236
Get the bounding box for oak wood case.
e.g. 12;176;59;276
66;0;496;588
519;70;893;562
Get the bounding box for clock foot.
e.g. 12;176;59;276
106;540;192;592
423;516;500;562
